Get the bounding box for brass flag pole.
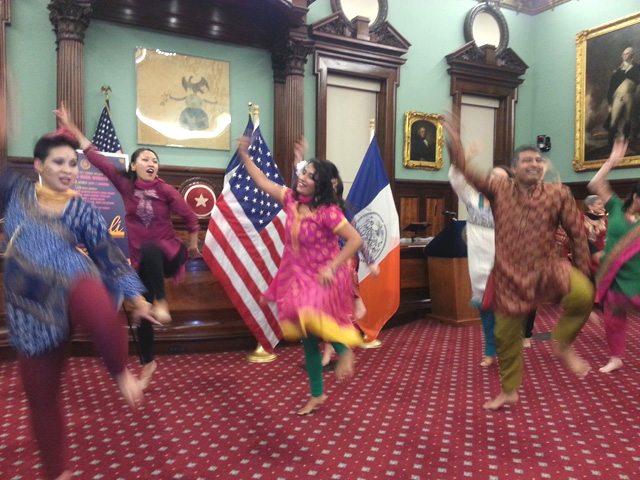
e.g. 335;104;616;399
244;102;278;363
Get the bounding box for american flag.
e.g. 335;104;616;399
92;105;123;153
202;120;285;351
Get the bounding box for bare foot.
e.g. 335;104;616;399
553;343;591;378
151;299;172;324
55;470;74;480
522;338;532;348
297;394;328;415
599;357;623;373
335;348;355;382
115;368;143;409
354;298;367;321
140;360;158;390
483;390;519;411
321;344;334;367
480;356;495;367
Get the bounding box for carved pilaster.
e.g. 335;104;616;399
272;35;313;184
0;0;10;166
271;36;313;83
48;0;92;130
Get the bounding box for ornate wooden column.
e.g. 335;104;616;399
0;0;10;167
48;0;92;130
271;33;312;185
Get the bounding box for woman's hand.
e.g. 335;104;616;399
237;136;251;163
318;265;335;286
127;296;162;326
53;102;92;149
293;135;307;165
368;263;380;277
606;137;628;168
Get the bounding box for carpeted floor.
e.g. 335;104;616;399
1;306;639;479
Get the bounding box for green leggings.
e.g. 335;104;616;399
495;268;594;392
301;335;348;397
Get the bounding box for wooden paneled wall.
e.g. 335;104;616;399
395;180;456;238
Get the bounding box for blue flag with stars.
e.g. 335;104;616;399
92;106;123;153
226;124;285;230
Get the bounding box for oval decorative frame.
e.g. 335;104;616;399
330;0;388;33
463;3;509;56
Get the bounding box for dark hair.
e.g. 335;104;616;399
33;128;80;161
622;181;640;212
511;145;542;168
295;158;339;208
125;147;159;181
326;160;346;213
493;164;514;178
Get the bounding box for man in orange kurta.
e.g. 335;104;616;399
445;120;594;410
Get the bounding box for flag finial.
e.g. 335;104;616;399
249;102;260;130
100;85;112;112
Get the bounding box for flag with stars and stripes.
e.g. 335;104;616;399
202;119;284;351
92;105;123;153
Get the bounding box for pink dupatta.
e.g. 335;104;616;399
595;222;640;303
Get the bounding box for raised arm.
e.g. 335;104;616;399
443;114;490;192
587;138;628;204
53;103;92;150
55;102;131;192
237;136;285;203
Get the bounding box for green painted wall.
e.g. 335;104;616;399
8;0;273;169
6;0;640;179
527;0;639;182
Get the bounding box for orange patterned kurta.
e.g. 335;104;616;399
476;176;590;316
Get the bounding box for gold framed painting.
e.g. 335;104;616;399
574;12;640;171
135;48;231;150
403;112;444;170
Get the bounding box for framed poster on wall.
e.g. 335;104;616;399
135;48;231;150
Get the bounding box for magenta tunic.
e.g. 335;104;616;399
264;189;362;346
83;145;199;274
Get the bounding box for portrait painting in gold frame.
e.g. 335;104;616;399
135;48;231;150
403;112;444;170
574;12;640;171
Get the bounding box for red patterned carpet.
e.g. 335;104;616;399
1;306;639;479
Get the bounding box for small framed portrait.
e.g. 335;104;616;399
574;12;640;171
403;112;444;170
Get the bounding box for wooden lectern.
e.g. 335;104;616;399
424;221;479;326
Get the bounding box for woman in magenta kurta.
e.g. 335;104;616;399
238;135;363;416
55;105;200;389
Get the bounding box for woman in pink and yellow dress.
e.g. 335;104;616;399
238;136;363;415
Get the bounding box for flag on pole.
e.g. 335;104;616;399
92;105;123;153
346;136;400;341
202;119;285;351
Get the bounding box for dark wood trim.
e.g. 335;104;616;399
566;178;639;202
310;10;408;188
447;42;528;165
314;52;402;185
394;179;456;219
480;0;573;16
0;0;10;168
90;0;307;50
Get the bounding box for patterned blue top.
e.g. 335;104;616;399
1;170;144;356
